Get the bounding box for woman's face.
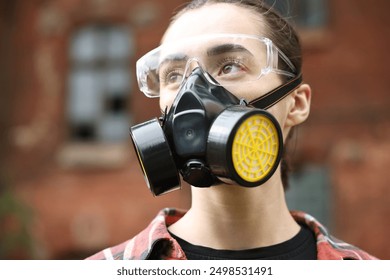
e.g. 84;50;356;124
160;3;291;133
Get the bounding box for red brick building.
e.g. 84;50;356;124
0;0;389;259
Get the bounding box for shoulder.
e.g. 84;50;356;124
291;211;378;260
85;208;187;260
85;239;133;260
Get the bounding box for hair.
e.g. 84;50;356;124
173;0;302;189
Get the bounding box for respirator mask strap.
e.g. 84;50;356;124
249;74;303;109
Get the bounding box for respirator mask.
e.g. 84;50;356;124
130;34;302;196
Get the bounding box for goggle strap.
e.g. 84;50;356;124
249;74;303;110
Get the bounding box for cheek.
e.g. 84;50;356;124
267;99;290;141
227;74;283;102
268;106;285;126
159;93;175;112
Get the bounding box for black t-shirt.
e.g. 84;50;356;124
169;224;317;260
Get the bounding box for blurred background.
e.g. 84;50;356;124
0;0;389;259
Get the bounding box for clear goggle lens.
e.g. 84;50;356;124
136;34;297;98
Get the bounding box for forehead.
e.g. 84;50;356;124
162;3;266;44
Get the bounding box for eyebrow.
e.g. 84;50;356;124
157;43;254;71
206;43;254;57
158;53;189;69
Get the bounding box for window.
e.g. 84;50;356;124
264;0;328;29
58;25;133;169
285;165;331;227
67;25;133;143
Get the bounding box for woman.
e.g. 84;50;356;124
87;0;377;260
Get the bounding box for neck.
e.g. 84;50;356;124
168;174;300;250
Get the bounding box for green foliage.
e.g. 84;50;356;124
0;183;35;259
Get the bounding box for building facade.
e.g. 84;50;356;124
0;0;389;259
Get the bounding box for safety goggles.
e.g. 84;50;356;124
136;34;298;98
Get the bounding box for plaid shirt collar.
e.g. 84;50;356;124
87;208;377;260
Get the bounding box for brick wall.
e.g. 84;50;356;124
298;0;390;258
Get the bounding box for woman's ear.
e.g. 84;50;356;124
285;83;311;128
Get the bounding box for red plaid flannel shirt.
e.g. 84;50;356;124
86;208;377;260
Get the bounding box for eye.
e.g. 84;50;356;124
160;68;184;87
220;63;244;75
166;71;183;84
217;58;247;77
